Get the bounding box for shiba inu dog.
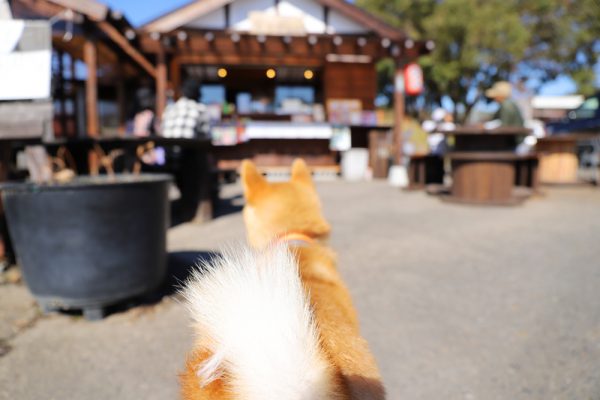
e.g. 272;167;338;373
181;159;385;400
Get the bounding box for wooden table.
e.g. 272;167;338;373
442;127;533;205
536;133;599;185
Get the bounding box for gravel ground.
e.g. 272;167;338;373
1;181;599;400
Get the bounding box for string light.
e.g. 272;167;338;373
177;31;188;41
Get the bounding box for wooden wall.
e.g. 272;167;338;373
323;62;376;111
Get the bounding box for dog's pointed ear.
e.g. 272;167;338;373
241;160;266;200
291;158;314;187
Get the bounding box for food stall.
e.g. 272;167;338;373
139;0;432;174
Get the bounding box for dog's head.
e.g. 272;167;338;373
241;159;331;248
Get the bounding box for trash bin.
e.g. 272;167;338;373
341;148;369;181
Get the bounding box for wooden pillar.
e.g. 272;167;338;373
156;47;167;119
70;54;78;138
84;35;99;174
392;65;405;165
57;51;67;137
83;37;99;137
116;64;126;136
170;56;181;101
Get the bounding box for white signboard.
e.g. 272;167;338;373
0;51;52;100
0;20;52;100
249;11;306;36
0;20;23;53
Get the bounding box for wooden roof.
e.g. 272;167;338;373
11;0;107;22
46;0;108;21
142;0;405;40
11;0;156;78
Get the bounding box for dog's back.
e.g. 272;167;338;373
180;159;384;399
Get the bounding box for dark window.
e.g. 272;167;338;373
275;86;315;108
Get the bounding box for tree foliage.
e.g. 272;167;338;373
357;0;600;116
518;0;600;96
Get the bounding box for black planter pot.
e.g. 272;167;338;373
1;174;172;319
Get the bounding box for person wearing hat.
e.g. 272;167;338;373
485;81;525;127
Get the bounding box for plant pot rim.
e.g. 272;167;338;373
0;173;173;194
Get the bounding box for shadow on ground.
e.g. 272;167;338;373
161;251;220;295
170;192;243;227
213;193;244;218
94;251;221;319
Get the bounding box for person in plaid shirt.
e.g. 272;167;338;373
161;79;210;139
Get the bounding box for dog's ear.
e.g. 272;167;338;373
291;159;314;187
241;160;266;201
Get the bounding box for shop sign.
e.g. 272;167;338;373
249;12;306;36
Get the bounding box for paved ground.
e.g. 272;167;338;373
1;181;600;399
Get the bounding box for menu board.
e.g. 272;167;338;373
326;99;362;125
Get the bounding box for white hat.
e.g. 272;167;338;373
485;81;512;99
431;108;447;122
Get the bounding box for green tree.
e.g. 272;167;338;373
355;0;435;39
421;0;530;118
517;0;600;96
358;0;600;118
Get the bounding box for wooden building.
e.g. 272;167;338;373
8;0;432;170
10;0;156;138
139;0;432;169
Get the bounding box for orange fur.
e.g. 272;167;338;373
181;158;385;399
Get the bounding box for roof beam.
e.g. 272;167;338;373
46;0;108;21
140;31;397;62
176;53;324;68
96;21;157;78
12;0;71;19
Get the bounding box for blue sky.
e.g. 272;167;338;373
103;0;190;27
105;0;598;96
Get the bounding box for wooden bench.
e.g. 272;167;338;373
407;154;444;190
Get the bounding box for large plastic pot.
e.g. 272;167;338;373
1;174;171;319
